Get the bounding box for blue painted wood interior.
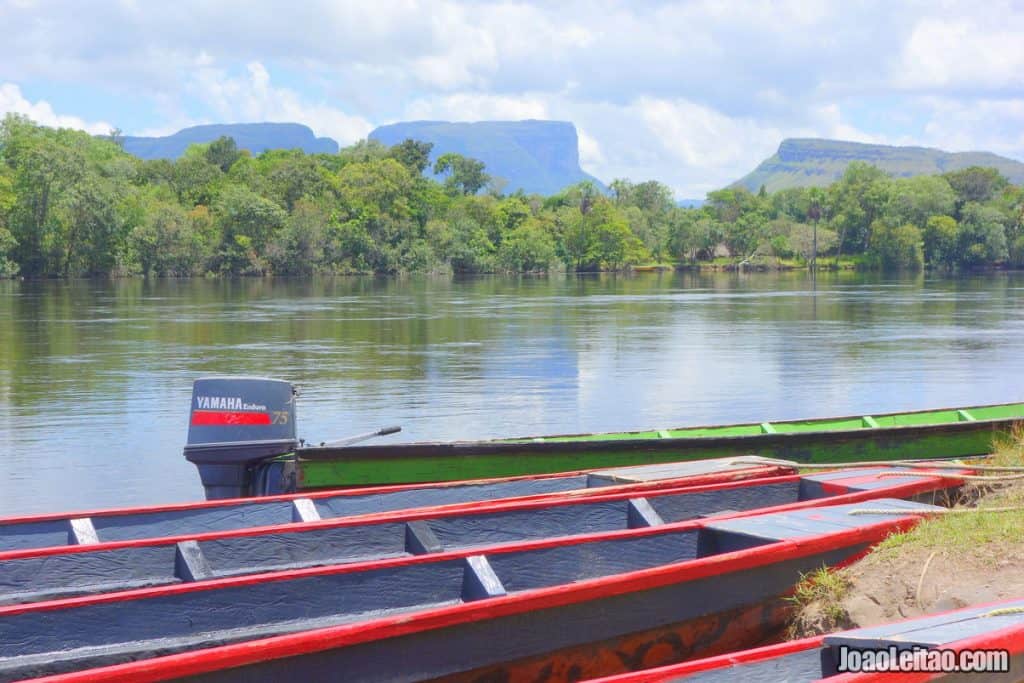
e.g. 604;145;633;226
0;475;592;553
0;465;934;555
0;481;807;605
0;478;943;607
0;499;941;681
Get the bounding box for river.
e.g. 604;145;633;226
0;271;1021;515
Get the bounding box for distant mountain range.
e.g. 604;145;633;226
733;138;1024;193
115;122;1024;201
369;120;606;196
120;123;338;159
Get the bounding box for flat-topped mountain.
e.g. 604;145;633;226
734;138;1024;193
369;120;605;195
121;123;339;159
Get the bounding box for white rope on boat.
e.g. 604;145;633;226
981;606;1024;617
874;471;1024;482
729;456;1024;474
847;506;1024;515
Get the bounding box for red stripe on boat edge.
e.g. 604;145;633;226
190;410;272;426
0;470;961;565
0;465;789;527
0;469;957;564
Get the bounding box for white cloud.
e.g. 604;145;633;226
895;12;1024;91
1;1;1023;198
919;97;1024;156
189;61;373;145
403;93;549;122
576;126;604;167
0;82;112;134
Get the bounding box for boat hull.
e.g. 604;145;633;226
587;596;1024;683
294;415;1014;490
431;598;793;683
0;467;962;606
12;544;867;683
0;500;937;682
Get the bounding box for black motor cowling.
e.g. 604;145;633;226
183;377;298;499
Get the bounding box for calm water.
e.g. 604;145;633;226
1;272;1022;515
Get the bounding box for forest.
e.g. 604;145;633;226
1;113;1022;278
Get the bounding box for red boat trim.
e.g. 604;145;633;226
27;516;924;683
0;464;787;526
190;410;272;426
0;469;959;563
0;469;795;561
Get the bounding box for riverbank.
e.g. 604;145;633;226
789;429;1024;637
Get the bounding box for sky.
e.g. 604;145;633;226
1;0;1023;198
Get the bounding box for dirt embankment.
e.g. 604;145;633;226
790;476;1024;638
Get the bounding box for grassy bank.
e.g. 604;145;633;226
789;427;1024;637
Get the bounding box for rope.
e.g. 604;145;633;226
847;506;1024;515
874;471;1024;482
730;456;1024;473
982;606;1024;618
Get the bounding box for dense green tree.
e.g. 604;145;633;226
337;139;389;165
611;179;674;257
266;199;330;275
426;214;494;273
60;174;121;276
172;153;223;206
867;221;923;269
883;176;956;229
388;139;434;174
127;198;207;276
0;165;17;276
1;115;84;275
2;118;1023;278
957;203;1008;265
335;158;420;272
212;185;287;275
944;166;1009;210
433;153;490;196
262;151;333;211
827;162;892;257
205;136;243;172
923;215;959;268
497;216;557;272
560;198;647;270
771;186;812;222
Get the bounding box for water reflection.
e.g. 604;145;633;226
0;271;1021;514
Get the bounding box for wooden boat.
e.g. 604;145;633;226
589;597;1024;682
0;465;964;606
181;377;1024;498
0;458;786;557
0;498;941;682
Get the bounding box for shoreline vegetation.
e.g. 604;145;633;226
1;114;1022;280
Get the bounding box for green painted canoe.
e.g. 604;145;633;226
293;402;1024;490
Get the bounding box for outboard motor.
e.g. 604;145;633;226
184;377;298;499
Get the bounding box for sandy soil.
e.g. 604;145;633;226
791;482;1024;637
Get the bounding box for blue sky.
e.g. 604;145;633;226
1;0;1022;197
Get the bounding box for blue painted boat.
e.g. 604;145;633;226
0;466;963;606
590;597;1024;682
0;458;785;557
0;499;942;682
